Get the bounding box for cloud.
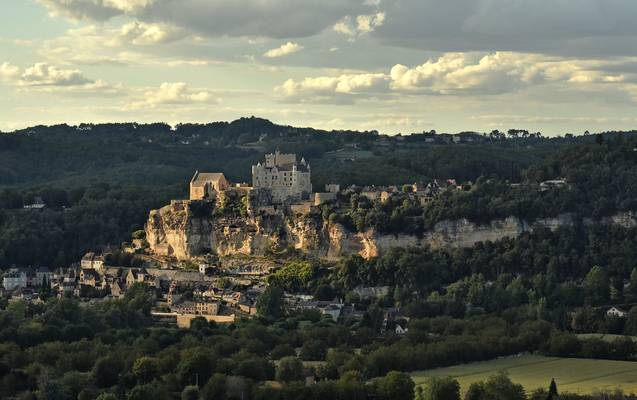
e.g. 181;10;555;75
38;0;372;39
375;0;637;57
334;12;385;36
389;52;548;94
38;0;152;20
19;62;92;86
0;62;21;81
0;62;122;96
38;24;197;66
118;21;187;45
275;52;633;101
263;42;303;58
275;72;388;102
471;114;637;125
124;82;218;109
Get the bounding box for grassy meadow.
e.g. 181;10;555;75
411;354;637;395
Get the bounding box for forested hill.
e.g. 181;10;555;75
2;117;635;189
1;117;637;268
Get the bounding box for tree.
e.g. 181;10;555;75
624;306;637;336
545;332;581;357
465;382;485;400
595;134;604;145
96;394;118;400
93;356;122;388
201;373;226;400
257;286;284;319
465;373;525;400
314;284;336;301
177;350;214;387
300;340;327;361
627;268;637;302
270;344;296;360
547;378;558;400
181;386;199;400
374;371;415;400
585;266;609;305
422;376;460;400
276;357;304;383
481;373;525;400
340;370;364;384
132;357;159;383
127;384;164;400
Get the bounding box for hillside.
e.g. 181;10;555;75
1;118;637;268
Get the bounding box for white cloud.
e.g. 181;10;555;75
263;42;303;58
276;52;633;102
38;24;196;66
118;21;187;45
125;82;218;109
0;62;21;81
20;62;92;86
0;61;122;95
334;12;385;36
276;72;388;98
389;52;547;94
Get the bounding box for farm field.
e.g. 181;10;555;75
411;354;637;395
577;333;637;342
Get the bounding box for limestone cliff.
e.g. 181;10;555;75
145;201;637;261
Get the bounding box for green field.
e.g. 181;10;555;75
411;355;637;395
577;333;637;342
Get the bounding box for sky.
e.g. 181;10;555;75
1;0;637;135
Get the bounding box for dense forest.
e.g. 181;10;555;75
1;284;633;400
1;118;636;268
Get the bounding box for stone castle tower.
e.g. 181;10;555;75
251;151;311;203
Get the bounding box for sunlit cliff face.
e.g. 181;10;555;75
2;0;637;135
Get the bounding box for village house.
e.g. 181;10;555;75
81;252;104;271
540;179;568;191
109;279;125;299
287;298;344;321
606;306;628;318
23;196;45;209
314;184;340;205
238;299;258;315
54;268;78;295
126;268;159;288
9;288;41;304
32;266;53;287
79;268;101;287
173;300;220;316
3;269;27;291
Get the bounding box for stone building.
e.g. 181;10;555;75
251;151;311;203
2;269;27;291
189;171;230;200
81;252;104;271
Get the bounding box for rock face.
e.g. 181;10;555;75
145;201;637;261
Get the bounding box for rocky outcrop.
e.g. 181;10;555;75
146;202;637;261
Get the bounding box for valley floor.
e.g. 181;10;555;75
411;354;637;395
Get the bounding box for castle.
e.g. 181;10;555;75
189;151;312;204
252;151;312;203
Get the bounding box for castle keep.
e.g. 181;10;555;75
188;152;312;205
251;151;312;203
